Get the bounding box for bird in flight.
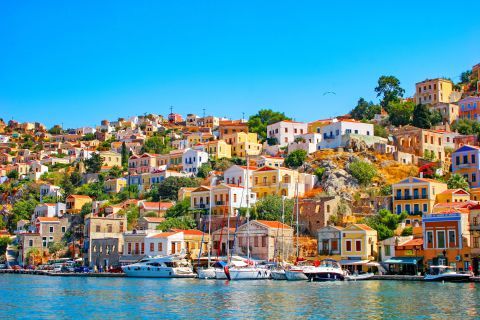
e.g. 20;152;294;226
323;91;336;96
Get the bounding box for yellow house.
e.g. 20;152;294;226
340;224;378;271
435;188;470;204
392;177;448;215
415;78;454;105
252;166;298;199
99;151;122;168
470;188;480;201
224;132;262;158
145;124;158;137
205;140;232;159
66;194;93;214
104;178;127;193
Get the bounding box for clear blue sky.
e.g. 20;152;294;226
1;1;479;128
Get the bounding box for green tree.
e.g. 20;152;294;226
460;70;472;83
142;136;171;154
0;236;12;256
285;150;306;169
48;126;62;135
124;205;140;230
8;199;38;232
82;133;96;141
348;160;377;186
375;75;405;112
451;119;480;135
108;166;124;179
248;109;291;141
121;142;130;168
374;124;388;138
48;241;65;259
365;209;407;241
165;198;192;218
85;153;103;173
70;170;83;187
350;98;381;121
156;177;201;201
157;216;197;231
447;174;470;191
7;170;19;180
388;101;414;126
412;104;432;129
250;195;294;223
213;158;234;171
80;202;93;218
401;226;413;236
197;163;213;178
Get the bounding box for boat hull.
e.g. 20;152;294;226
285;270;308;281
122;266;196;278
228;268;271;280
424;274;472;282
197;268;216;279
305;271;345;282
271;270;287;280
345;273;374;281
215;269;227;279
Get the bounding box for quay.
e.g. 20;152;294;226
0;269;124;277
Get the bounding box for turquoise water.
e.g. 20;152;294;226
1;275;479;319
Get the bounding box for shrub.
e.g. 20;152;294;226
348;160;377;186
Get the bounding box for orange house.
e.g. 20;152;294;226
422;209;471;271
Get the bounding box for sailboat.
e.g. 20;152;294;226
226;156;271;280
271;195;288;280
197;187;217;279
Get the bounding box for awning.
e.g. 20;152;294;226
384;257;422;265
339;259;370;265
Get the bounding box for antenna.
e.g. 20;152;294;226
242;112;245;121
170;106;174;115
202;108;206;119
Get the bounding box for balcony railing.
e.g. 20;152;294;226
394;195;428;200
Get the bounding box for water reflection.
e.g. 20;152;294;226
1;275;479;319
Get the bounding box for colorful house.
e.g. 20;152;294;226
451;145;480;188
340;224;378;271
422;209;471;271
469;205;480;275
66;194;93;214
392;177;448;215
436;189;470;204
204;140;232;159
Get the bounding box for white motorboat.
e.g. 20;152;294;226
424;265;472;282
197;267;216;279
271;268;287;280
227;266;271;280
122;254;196;278
285;266;310;281
345;272;375;281
304;259;346;282
198;261;228;279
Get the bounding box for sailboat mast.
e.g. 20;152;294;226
282;196;285;262
207;187;212;266
295;178;299;258
246;155;250;260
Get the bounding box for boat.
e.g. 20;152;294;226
271;268;287;280
303;259;346;282
226;156;271;281
345;272;375;281
198;261;228;279
424;265;472;282
285;266;310;281
122;254;196;278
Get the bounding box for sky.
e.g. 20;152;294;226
1;1;480;128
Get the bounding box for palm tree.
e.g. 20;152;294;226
447;174;470;191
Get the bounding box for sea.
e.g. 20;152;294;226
0;274;479;319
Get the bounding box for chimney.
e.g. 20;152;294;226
419;172;424;178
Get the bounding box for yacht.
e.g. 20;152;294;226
197;261;227;279
303;259;346;282
271;268;287;280
226;265;271;280
424;265;472;282
122;255;196;278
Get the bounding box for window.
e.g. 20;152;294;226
396;205;401;214
96;225;101;232
141;243;145;254
326;205;330;213
355;240;362;252
346;240;352;252
474;217;478;226
158;243;163;252
262;236;267;247
107;224;113;233
448;230;456;247
254;236;259;247
423;204;428;213
150;243;154;252
426;231;433;248
474;237;479;249
472;154;476;164
128;243;132;254
414;204;419;213
473;174;477;183
61;226;66;233
385;245;391;256
463;155;468;164
437;230;446;249
405;204;411;214
456;156;460;166
29;240;33;247
49;226;54;233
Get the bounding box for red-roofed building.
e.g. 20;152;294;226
139;201;174;217
145;231;184;256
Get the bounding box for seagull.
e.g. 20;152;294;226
323;91;336;96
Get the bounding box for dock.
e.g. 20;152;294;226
0;269;125;277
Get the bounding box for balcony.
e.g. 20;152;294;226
394;195;428;200
195;204;207;209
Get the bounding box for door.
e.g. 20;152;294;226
171;242;176;254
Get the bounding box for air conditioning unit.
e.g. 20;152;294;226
455;255;461;262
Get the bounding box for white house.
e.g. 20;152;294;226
144;231;185;256
182;148;208;175
288;133;322;154
40;184;62;201
318;119;374;149
32;202;67;222
266;120;308;147
223;164;255;187
379;236;413;263
0;135;10;143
